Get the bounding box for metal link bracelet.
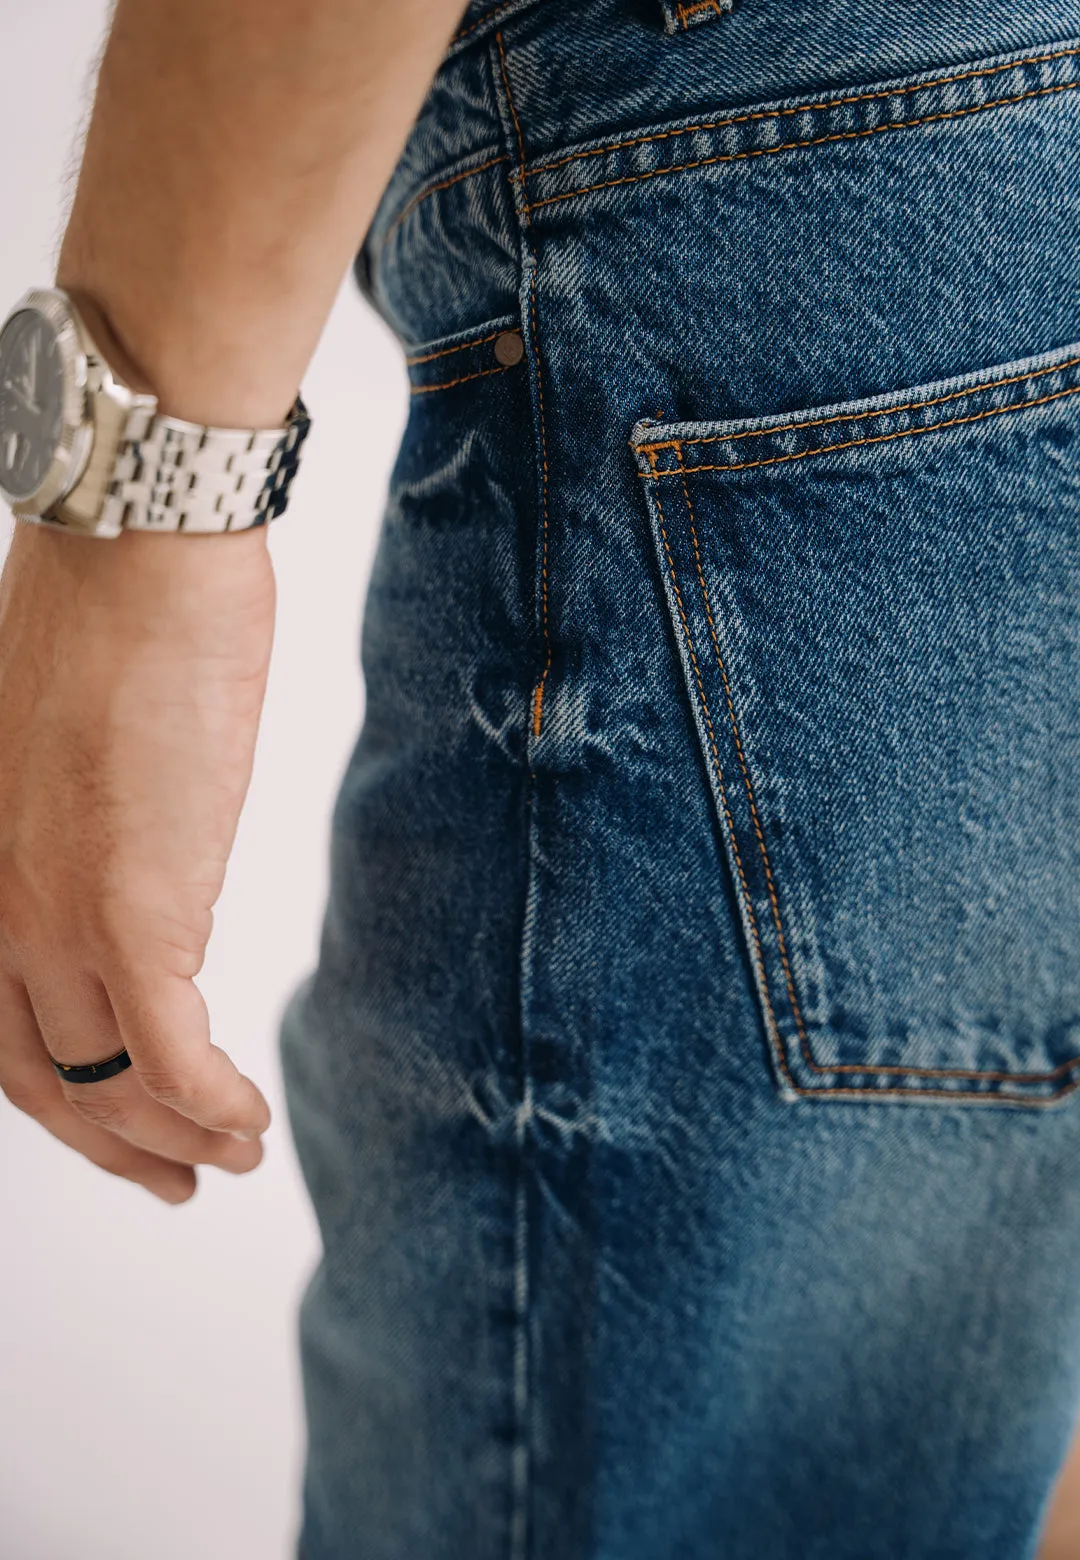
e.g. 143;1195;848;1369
101;394;311;534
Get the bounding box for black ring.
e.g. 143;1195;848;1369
51;1047;133;1085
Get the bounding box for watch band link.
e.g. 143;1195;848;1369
100;394;311;534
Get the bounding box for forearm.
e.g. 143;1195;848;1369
56;0;467;428
0;0;475;1199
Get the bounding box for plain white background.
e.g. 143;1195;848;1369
0;2;408;1554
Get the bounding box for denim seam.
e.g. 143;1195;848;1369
640;379;1080;478
645;398;1080;1101
410;362;516;394
491;28;538;1556
525;76;1080;214
657;472;1080;1103
407;327;509;366
658;0;733;31
527;268;552;736
673;0;733;30
679;462;813;1085
639;352;1080;452
452;0;532;49
498;29;533;224
520;43;1080;181
649;458;797;1096
496;27;550;742
382;153;509;245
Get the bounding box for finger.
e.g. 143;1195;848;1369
24;968;265;1173
33;1087;200;1204
102;964;271;1136
62;1074;266;1174
0;972;196;1203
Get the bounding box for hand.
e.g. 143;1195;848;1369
0;519;275;1202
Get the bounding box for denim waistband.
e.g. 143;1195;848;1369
359;0;1080;348
444;0;733;46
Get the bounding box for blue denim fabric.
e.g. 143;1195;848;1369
279;3;1080;1555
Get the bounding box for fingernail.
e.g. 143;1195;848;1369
232;1129;262;1142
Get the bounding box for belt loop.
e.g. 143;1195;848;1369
658;0;735;33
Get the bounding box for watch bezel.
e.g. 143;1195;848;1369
0;287;93;516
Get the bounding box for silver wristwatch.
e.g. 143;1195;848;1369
0;287;310;537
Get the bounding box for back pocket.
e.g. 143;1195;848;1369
633;343;1080;1105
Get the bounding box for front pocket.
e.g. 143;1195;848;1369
633;343;1080;1104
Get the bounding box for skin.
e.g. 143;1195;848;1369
0;0;468;1204
2;0;1077;1547
1041;1437;1080;1557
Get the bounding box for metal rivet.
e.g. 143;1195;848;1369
494;330;525;367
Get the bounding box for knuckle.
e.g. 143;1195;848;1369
192;1091;246;1133
185;1085;237;1130
0;869;103;972
137;1062;200;1112
82;901;138;964
90;891;210;978
66;1085;130;1131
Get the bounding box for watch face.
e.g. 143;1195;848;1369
0;308;67;501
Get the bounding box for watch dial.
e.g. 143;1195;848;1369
0;309;66;501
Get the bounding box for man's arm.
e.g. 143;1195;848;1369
0;0;469;1203
59;0;468;425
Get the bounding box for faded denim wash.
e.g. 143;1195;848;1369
279;2;1080;1555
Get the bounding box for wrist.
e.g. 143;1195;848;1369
54;262;309;430
0;286;309;540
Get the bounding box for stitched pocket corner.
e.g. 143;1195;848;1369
634;343;1080;1106
658;0;735;34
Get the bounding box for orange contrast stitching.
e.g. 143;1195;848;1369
497;29;531;219
640;353;1080;453
785;1079;1080;1104
410;363;513;394
407;328;508;366
522;44;1080;181
384;155;508;244
677;0;726;25
661;411;1080;1094
639;379;1080;476
528;265;551;737
497;24;551;736
680;463;819;1082
665;495;1080;1102
452;0;520;45
527;78;1080;213
653;474;799;1094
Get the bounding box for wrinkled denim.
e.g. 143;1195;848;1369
279;3;1080;1556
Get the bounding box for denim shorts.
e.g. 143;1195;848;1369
279;3;1080;1555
